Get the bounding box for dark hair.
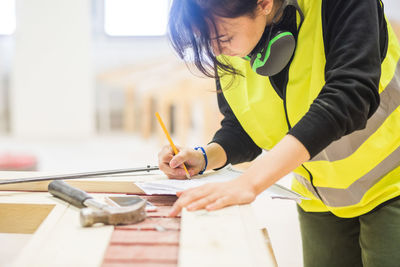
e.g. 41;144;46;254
168;0;260;79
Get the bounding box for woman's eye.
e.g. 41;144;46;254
220;37;232;43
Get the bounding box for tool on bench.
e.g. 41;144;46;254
48;180;147;227
0;165;159;185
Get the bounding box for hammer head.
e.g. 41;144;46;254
80;199;146;227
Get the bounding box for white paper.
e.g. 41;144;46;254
135;165;308;203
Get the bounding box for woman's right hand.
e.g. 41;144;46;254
158;145;206;179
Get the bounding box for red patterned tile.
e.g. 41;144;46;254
102;194;180;267
111;229;179;245
139;195;178;206
103;263;176;267
147;206;179;218
103;244;178;262
115;217;180;231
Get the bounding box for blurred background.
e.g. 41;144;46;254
0;1;399;266
0;0;399;172
0;0;222;172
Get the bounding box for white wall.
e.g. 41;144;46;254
10;0;94;139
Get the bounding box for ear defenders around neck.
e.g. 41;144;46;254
245;30;295;76
243;0;304;76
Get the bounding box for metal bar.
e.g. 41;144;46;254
0;165;160;185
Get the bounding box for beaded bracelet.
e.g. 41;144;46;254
194;146;208;175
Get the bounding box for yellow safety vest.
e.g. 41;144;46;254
219;0;400;217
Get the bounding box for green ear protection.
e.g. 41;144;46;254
244;0;304;76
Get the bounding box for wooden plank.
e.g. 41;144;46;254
0;191;58;204
0;203;54;234
178;205;276;267
0;180;144;193
239;205;278;267
0;233;31;266
0;191;114;267
0;171;167;193
2;172;277;267
18;207;112;267
6;195;70;267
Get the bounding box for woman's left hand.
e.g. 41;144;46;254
169;177;257;217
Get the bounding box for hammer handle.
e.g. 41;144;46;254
48;180;92;208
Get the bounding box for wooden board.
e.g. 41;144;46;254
0;171;166;193
0;191;114;267
0;203;54;234
178;205;277;267
1;171;277;267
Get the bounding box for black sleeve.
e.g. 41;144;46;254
210;80;262;167
288;0;385;158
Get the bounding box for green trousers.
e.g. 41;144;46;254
297;197;400;267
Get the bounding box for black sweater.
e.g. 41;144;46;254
211;0;388;166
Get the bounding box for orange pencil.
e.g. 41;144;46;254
155;112;191;179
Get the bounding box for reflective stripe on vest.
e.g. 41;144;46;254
311;58;400;162
218;0;400;217
295;144;400;207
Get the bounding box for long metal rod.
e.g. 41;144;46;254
0;165;160;185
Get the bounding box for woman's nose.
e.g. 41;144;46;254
213;45;232;57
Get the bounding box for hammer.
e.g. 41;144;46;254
48;180;146;227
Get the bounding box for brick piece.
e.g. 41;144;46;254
147;206;180;218
103;244;178;262
111;229;179;245
116;217;180;231
139;195;178;206
102;263;177;267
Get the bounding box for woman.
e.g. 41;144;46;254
158;0;400;265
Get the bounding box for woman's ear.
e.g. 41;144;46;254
257;0;274;16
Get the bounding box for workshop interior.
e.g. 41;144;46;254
1;1;400;267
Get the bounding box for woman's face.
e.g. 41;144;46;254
210;1;274;57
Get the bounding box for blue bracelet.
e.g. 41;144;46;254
194;146;208;175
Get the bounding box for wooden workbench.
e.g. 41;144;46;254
0;171;277;267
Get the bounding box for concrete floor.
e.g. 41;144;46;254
0;134;303;267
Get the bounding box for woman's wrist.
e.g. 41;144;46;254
204;143;228;171
194;146;208;174
192;143;228;173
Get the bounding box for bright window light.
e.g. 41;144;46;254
0;0;16;35
104;0;169;36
